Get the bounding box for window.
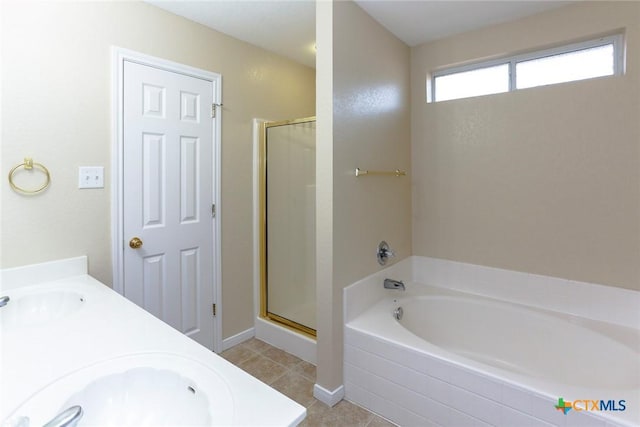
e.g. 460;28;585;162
515;43;615;89
430;34;623;103
434;64;509;102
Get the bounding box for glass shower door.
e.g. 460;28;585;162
260;117;316;337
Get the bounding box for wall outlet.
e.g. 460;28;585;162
78;166;104;189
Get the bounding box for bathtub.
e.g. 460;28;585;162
344;257;640;427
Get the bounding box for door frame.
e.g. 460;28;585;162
111;47;223;352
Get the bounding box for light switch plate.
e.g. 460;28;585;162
78;166;104;189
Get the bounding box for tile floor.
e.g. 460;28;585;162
221;338;395;427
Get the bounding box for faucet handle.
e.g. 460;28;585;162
377;241;396;265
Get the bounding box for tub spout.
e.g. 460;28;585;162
384;278;405;291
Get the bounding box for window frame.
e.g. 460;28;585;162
429;34;624;103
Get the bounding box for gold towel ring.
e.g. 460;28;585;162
8;158;51;194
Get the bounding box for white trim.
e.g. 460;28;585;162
255;317;317;364
222;327;255;352
430;33;624;102
212;64;224;355
111;47;223;353
313;384;344;407
252;118;268;321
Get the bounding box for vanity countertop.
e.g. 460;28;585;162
0;257;306;426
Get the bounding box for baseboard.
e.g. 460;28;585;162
313;383;344;407
221;327;255;351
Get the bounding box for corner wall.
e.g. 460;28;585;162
315;0;411;395
0;0;315;340
411;1;640;291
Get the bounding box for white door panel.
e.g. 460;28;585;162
123;60;214;350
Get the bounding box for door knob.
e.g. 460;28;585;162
129;237;143;249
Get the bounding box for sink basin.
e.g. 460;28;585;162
0;290;85;328
63;367;212;425
3;353;235;426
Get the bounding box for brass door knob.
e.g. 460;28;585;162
129;237;143;249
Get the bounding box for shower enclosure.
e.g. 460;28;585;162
259;117;316;337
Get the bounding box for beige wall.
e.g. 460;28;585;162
0;0;315;339
315;0;337;393
411;1;640;291
316;0;411;392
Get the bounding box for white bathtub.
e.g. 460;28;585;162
344;257;640;427
400;292;639;391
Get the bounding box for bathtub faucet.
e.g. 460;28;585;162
384;278;405;291
43;405;83;427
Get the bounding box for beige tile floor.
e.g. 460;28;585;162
221;338;395;427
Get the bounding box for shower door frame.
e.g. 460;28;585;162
259;116;317;339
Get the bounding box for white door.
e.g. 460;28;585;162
123;60;215;350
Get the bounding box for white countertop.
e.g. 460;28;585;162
0;257;306;426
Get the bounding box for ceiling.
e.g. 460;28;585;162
147;1;571;69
